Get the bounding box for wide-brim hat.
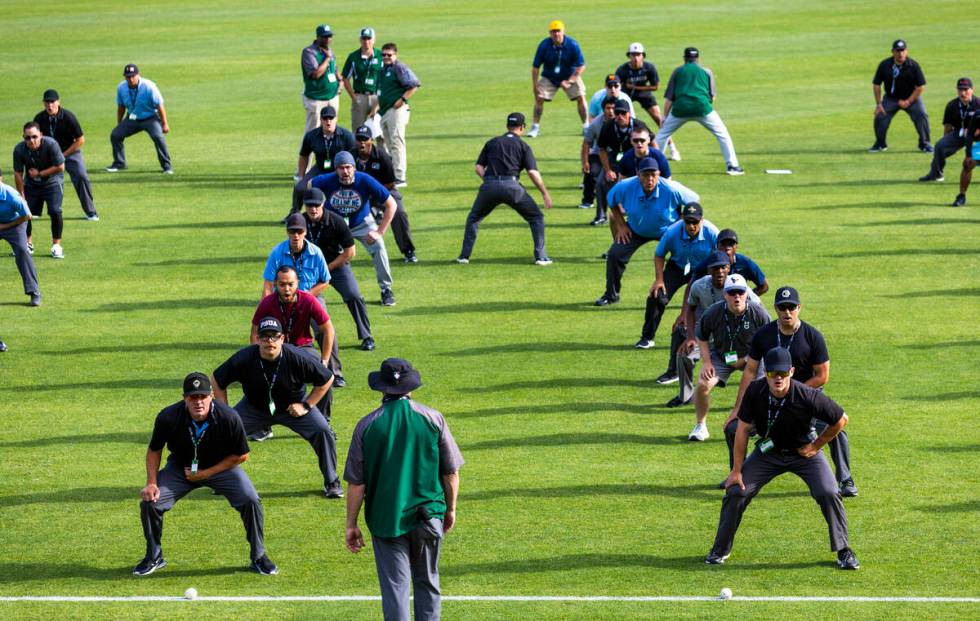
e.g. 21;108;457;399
368;358;423;393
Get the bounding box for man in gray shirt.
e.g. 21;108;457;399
688;274;769;441
13;122;65;258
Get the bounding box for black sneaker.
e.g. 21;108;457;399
867;144;887;153
324;481;344;498
839;478;858;497
919;145;934;153
655;372;679;385
634;338;654;349
403;252;418;263
953;194;967;207
361;337;376;351
837;547;860;570
665;395;691;408
0;341;6;353
725;165;745;176
590;216;608;226
704;551;730;565
250;554;279;575
381;288;396;306
595;293;620;306
918;173;944;182
133;555;167;576
248;429;273;442
333;375;346;388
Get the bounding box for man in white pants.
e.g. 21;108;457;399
377;43;420;187
655;47;744;176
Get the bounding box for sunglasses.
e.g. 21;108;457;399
381;53;395;57
287;228;305;235
766;370;791;379
631;138;648;144
614;110;629;116
725;289;747;297
258;333;283;341
776;304;798;312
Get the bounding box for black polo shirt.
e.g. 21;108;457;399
615;61;660;99
148;400;249;469
299;126;357;173
942;96;980;130
873;57;926;100
697;301;771;357
597;117;648;170
305;210;355;263
475;132;537;177
355;145;397;186
738;379;844;451
33;108;84;153
213;343;331;415
12;137;64;187
748;321;829;384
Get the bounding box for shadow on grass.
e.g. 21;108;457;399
0;562;244;582
86;299;257;312
852;217;980;227
823;249;979;258
129;220;280;231
6;378;178;392
461;483;809;503
133;255;268;267
883;287;980;298
0;431;146;448
446;342;632;356
414;221;610;234
460;432;686;451
463;378;652;392
40;343;242;356
919;443;980;452
914;499;980;513
804;201;926;211
447;402;653;419
901;391;979;402
897;340;980;350
399;301;624;316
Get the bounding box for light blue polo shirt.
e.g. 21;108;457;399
587;89;634;118
115;77;164;120
607;177;698;239
0;182;29;224
656;218;719;270
262;240;330;291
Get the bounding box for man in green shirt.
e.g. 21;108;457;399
345;358;463;621
342;27;383;131
654;47;744;176
377;43;421;187
301;24;343;133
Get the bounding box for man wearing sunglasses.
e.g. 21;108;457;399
688;274;769;441
290;105;356;214
616;42;680;161
870;39;931;153
13;122;65;259
377;43;420;187
706;347;859;570
726;286;857;497
580;97;616;217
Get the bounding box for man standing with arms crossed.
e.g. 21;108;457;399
377;43;420;187
527;20;587;138
34;89;99;221
345;358;464;621
343;27;383;131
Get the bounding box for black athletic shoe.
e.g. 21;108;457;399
324;481;344;498
665;395;691;408
919;144;934;153
0;341;7;353
634;338;654;349
595;293;620;306
590;216;608;226
333;375;346;388
248;429;273;442
361;337;376;351
133;555;167;576
403;252;418;263
250;554;279;575
953;194;967;207
704;552;730;565
381;288;396;307
918;173;944;182
655;372;679;385
839;478;859;497
837;547;860;570
867;144;887;153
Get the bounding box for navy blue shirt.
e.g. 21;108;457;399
310;171;391;229
691;252;766;287
619;147;671;178
299;126;357;173
532;36;585;85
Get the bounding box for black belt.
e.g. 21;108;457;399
484;175;517;181
354;91;374;95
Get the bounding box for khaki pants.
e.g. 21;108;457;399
350;93;379;131
302;94;340;133
535;75;586;101
381;105;410;182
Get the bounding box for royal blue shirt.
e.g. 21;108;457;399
115;77;164;120
0;183;29;224
310;171;391;229
691;252;767;287
656;219;719;269
262;240;330;291
606;177;697;239
619;147;671;179
532;36;585;85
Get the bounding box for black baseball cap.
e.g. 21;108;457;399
892;39;907;51
637;157;660;173
123;64;139;77
957;77;973;90
684;47;699;59
507;112;525;127
316;24;333;37
605;73;621;87
717;228;738;244
320;105;337;119
774;286;800;306
368;358;423;394
285;213;307;231
682;202;703;222
763;347;793;373
257;316;284;335
42;89;60;102
183;372;212;396
706;250;729;269
613;99;630;113
303;188;325;205
355;124;373;139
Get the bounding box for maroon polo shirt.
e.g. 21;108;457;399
252;290;330;347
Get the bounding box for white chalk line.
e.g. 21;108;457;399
0;595;978;603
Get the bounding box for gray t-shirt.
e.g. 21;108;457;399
12;136;64;187
688;275;761;324
696;300;771;356
583;115;605;155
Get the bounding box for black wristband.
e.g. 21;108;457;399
302;400;312;412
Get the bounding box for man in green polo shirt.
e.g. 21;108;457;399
377;42;421;187
301;24;342;133
654;47;744;176
344;358;463;621
342;27;384;131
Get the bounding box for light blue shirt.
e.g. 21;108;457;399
656;218;719;270
0;182;29;224
587;89;634;119
115;77;164;120
263;240;330;291
607;177;698;239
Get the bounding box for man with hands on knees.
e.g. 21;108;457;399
706;348;859;570
134;373;277;577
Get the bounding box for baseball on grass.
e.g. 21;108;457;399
719;587;733;600
184;587;198;600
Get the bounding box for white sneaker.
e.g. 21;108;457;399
527;124;540;138
455;257;469;264
51;243;64;259
578;202;593;209
669;145;682;161
688;422;709;442
534;257;553;266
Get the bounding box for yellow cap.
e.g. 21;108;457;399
548;20;565;32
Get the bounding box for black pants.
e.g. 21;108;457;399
460;179;546;261
602;230;659;298
387;188;416;256
140;461;265;561
710;449;849;558
874;96;931;149
25;182;64;240
581;154;602;204
724;418;853;482
640;261;688;341
928;131;966;177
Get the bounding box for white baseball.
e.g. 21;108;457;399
184;587;198;600
719;587;732;600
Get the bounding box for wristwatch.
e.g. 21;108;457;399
302;400;312;412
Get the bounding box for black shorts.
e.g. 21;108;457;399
633;93;658;110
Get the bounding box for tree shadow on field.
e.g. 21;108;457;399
460;432;685;451
397;301;609;316
1;485;135;507
898;339;980;350
130;220;280;231
446;342;631;356
792;179;917;188
0;562;242;583
902;390;979;402
823;248;979;259
447;402;652;419
919;443;980;453
852;217;980;227
40;342;241;356
914;499;980;513
6;378;178;392
803;201;925;211
883;287;980;298
463;378;651;392
87;298;257;312
462;482;807;503
0;431;146;448
133;255;268;267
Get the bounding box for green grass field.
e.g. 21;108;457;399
1;0;979;619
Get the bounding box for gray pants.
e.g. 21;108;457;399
460;179;547;261
25;182;64;241
139;461;265;561
676;340;701;402
595;173;616;220
874;97;931;149
724;415;852;483
372;518;443;621
234;397;340;488
350;221;393;292
928;131;966;177
323;264;372;341
655;110;739;167
710;449;849;558
0;221;39;295
64;151;97;216
110;117;172;171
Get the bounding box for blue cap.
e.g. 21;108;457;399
706;250;729;269
637;157;660;173
333;150;355;168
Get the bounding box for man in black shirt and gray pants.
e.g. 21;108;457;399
870;39;931;152
707;348;859;570
33;89;99;221
457;112;553;265
919;78;978;183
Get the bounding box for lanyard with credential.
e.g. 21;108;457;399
763;394;786;440
725;311;746;352
261;355;283;415
890;63;900;95
188;404;214;473
128;85;140;116
777;330;796;351
278;298;296;340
